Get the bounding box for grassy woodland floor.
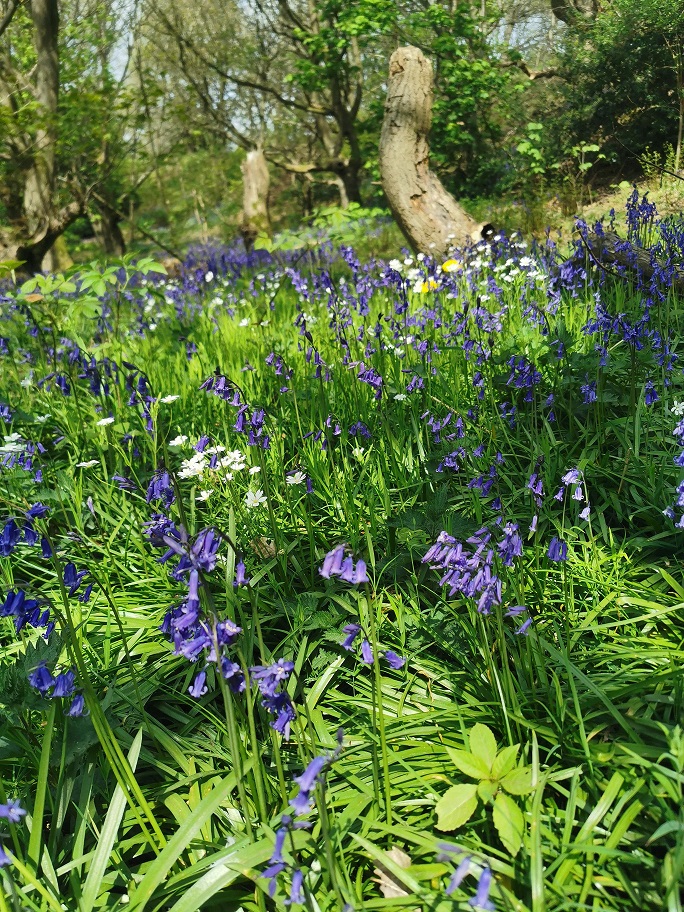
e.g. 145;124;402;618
1;190;684;911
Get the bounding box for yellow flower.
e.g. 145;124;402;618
441;259;462;273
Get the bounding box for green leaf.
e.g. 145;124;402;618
80;730;143;912
500;766;534;796
446;747;490;780
491;744;519;780
127;763;252;911
468;723;498;772
493;792;525;856
435;783;478;831
477;780;498;803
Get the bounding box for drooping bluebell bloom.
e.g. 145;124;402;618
234;559;250;587
0;519;21;557
188;670;208;698
67;694;86;717
290;755;328;816
52;670;76;698
384;650;405;669
220;658;246;693
446;855;471;895
547;536;568;562
146;470;175;507
63;562;88;597
341;624;361;650
580;378;597;404
285;869;304;906
262;691;296;739
468;866;494;910
28;662;54;694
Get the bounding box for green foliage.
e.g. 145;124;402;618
436;724;533;856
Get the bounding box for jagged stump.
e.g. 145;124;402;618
379;46;491;258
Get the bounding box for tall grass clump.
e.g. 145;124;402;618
0;189;683;910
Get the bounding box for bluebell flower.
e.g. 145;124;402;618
25;503;48;520
580;378;597;404
28;662;54;694
63;563;88;597
290;755;328;815
0;800;26;823
446;855;471;895
384;650;405;669
468;866;494;910
360;640;373;664
67;694;86;716
250;659;295;697
234;559;250;587
188;670;208;698
285;869;304;906
52;670;76;698
220;658;246;692
0;844;10;867
644;381;658;406
262;691;296;739
263;861;287;898
341;624;362;650
0;519;21;557
516;617;533;635
547;537;568;562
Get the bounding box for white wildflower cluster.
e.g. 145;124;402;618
178;444;248;482
0;433;23;454
672;400;684;417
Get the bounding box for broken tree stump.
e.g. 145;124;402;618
379;46;491;258
240;147;271;253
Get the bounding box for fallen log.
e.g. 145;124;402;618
578;229;684;292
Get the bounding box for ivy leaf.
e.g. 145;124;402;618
446;747;490;780
468;723;498;772
493;792;525;856
500;766;534;796
491;744;519;779
435;783;479;831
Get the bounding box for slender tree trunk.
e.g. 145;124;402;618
240;147;271;252
23;0;59;263
338;162;361;206
675;44;683;173
92;204;126;256
379;47;489;257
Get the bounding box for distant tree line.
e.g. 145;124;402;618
0;0;682;270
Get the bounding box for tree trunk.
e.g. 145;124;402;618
338;162;361;206
549;0;598;24
92;204;126;256
379;46;489;258
22;0;59;269
0;201;83;274
240;147;271;252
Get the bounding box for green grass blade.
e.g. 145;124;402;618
79;728;143;912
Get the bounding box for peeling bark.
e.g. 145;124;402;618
239;148;271;252
379;47;490;258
